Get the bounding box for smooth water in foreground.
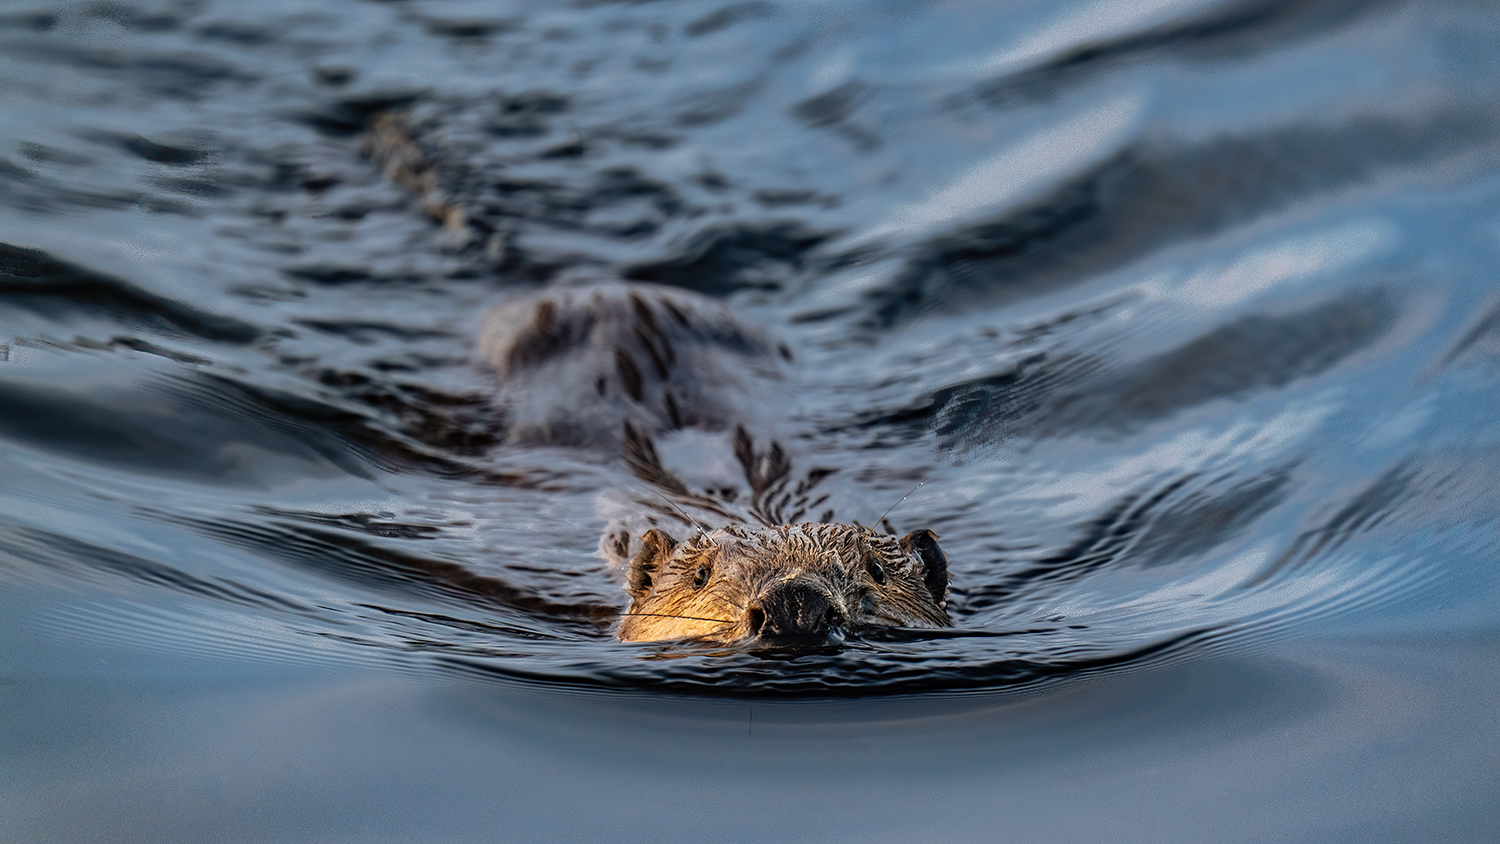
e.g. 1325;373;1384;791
3;0;1500;840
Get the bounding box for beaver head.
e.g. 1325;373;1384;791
617;523;950;646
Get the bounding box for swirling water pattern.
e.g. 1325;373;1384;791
3;0;1500;840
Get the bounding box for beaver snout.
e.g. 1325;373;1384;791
746;578;847;645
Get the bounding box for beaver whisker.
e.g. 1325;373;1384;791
874;477;926;532
618;611;735;625
634;497;742;529
651;491;711;538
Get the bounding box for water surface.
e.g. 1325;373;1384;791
3;0;1500;840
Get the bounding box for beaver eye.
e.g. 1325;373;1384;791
866;558;886;585
691;564;711;589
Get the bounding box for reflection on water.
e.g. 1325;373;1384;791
3;0;1500;839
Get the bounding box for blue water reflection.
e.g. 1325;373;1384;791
3;0;1500;839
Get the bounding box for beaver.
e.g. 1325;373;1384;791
365;112;953;646
476;280;954;645
618;524;950;645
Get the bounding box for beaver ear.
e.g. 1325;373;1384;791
900;529;949;602
627;528;678;599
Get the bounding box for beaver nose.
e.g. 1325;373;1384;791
746;580;845;643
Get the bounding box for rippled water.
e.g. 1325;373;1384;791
4;0;1500;840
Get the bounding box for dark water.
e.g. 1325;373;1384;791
4;0;1500;840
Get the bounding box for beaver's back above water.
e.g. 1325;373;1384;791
478;282;788;448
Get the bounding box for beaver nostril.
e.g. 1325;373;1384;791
747;605;767;637
750;580;840;641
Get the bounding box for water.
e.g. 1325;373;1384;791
3;0;1500;839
